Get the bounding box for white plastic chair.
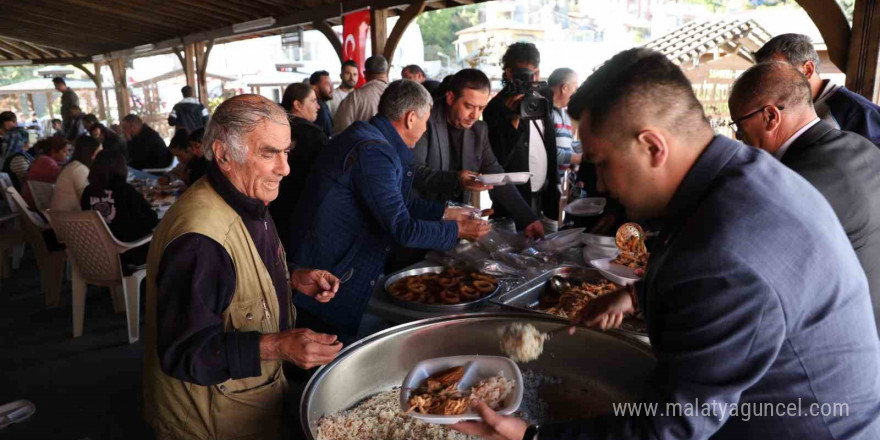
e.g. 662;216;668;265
27;181;55;213
44;210;151;344
0;173;25;273
5;187;66;306
141;156;179;174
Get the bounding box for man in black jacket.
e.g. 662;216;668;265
483;42;560;224
167;85;210;134
122;114;172;170
414;68;544;238
309;71;334;138
729;61;880;334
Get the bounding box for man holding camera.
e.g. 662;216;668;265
484;42;560;225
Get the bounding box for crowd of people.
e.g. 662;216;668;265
3;31;880;439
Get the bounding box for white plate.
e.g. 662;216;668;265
590;257;642;285
581;233;617;247
476;172;532;186
563;198;606;217
400;355;523;425
583;244;620;262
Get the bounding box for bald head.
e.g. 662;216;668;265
728;62;817;153
729;62;813;116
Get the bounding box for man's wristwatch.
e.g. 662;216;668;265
522;424;540;440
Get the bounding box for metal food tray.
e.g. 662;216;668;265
383;265;501;312
491;267;649;341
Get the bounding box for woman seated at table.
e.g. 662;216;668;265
23;136;69;208
81;150;158;266
50;135;102;212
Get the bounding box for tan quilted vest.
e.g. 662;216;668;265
143;177;293;440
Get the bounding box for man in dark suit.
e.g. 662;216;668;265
309;70;334;138
121;114;172;170
454;49;880;440
413;68;544;238
729;61;880;333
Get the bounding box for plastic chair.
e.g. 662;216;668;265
4;187;66;307
44;210;151;344
27;181;55;213
0;173;25;273
141;156;179;175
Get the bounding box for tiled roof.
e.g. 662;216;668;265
645;20;772;65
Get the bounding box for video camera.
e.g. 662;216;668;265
504;67;549;121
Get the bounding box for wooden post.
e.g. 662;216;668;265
45;92;54;118
195;40;213;107
846;0;880;101
183;43;196;90
109;58;131;120
371;7;389;58
74;62;107;121
383;1;428;65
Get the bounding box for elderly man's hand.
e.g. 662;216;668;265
451;400;529;440
291;269;339;303
260;329;343;370
458;170;493;192
457;218;491;241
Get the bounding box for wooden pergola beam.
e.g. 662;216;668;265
73;62;107;121
312;20;343;63
846;0;880;100
371;8;389;58
795;0;852;71
384;0;428;65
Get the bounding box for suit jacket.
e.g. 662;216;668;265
129;125;172;170
781;121;880;333
289;116;458;338
413;99;538;228
483;90;560;220
539;136;880;440
316;98;333;138
824;85;880;146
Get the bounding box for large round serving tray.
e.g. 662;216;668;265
383;265;502;312
300;313;657;439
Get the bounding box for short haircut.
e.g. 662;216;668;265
0;111;16;123
189;127;205;143
448;68;491;98
83;113;99;127
365;55;389;74
309;70;330;85
402;64;425;76
71;135;100;168
568;48;708;141
169;129;190;149
43;136;69;154
202;94;289;163
378;79;432;121
342;60;358;70
548;67;576;87
122;114;143;125
501;42;540;70
181;85;194;97
755;33;820;68
280;82;314;112
730;62;812;112
88;150;128;191
51;118;61;124
52;77;65;85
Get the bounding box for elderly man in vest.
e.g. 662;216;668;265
144;94;344;440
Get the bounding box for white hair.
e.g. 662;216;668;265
202;94;289;164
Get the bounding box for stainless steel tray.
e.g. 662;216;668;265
491;267;649;341
382;265;501;312
301;313;656;439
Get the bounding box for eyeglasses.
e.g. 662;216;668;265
727;105;785;139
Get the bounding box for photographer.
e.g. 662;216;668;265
484;42;560;226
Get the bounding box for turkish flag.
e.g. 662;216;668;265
343;9;370;89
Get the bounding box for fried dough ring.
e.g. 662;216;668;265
409;283;427;294
437;276;458;288
440;289;461;304
388;282;408;297
445;267;465;277
472;280;495;294
459;284;482;301
422;272;440;281
470;272;496;282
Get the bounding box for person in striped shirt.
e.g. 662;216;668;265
548;68;582;181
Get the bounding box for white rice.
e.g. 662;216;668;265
499;323;546;363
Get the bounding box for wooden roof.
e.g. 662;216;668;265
645;20;772;65
0;0;480;64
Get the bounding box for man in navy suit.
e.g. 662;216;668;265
455;48;880;440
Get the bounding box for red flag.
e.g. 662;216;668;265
343;9;370;89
